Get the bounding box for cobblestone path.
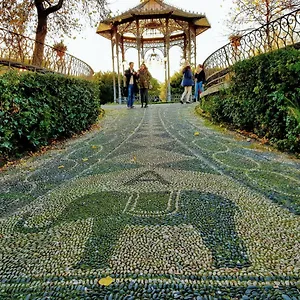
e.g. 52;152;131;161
0;104;299;299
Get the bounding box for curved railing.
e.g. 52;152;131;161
203;9;300;88
0;28;94;77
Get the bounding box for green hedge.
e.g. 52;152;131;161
170;71;183;95
200;47;300;153
92;71;117;104
0;71;100;158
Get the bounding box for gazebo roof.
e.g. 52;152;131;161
97;0;211;39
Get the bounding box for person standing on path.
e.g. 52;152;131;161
124;62;139;108
180;63;193;104
193;64;205;101
138;63;152;108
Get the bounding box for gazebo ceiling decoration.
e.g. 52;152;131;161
97;0;211;102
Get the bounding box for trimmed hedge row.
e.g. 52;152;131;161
0;71;101;159
200;47;300;153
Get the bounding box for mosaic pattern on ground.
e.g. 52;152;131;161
0;104;299;299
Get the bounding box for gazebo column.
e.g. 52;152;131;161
187;25;192;64
121;35;125;73
164;42;167;85
111;30;117;103
192;26;197;67
141;37;145;62
136;19;141;67
166;40;171;102
183;33;187;62
166;18;171;102
116;32;122;104
120;36;126;102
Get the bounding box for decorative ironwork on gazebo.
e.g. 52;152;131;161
96;0;210;102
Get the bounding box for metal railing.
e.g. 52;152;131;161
0;27;94;77
203;9;300;88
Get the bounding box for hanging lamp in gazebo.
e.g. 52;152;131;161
97;0;210;103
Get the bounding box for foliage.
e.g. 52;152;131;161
227;0;300;33
0;71;100;159
0;0;34;35
170;71;183;95
286;98;300;124
200;47;300;153
148;77;161;97
53;40;67;52
92;71;117;104
158;70;185;102
159;81;167;102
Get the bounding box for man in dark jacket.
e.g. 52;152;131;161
124;62;138;108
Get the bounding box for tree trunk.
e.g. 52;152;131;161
32;11;47;66
265;0;272;49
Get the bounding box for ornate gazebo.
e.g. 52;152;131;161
97;0;210;102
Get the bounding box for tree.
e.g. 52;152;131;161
228;0;300;32
0;0;110;66
148;77;161;97
32;0;110;66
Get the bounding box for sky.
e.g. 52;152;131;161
65;0;233;81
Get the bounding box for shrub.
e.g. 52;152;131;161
0;71;100;159
170;71;183;95
92;71;117;104
148;77;161;97
200;47;300;153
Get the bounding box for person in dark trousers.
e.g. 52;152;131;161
180;62;194;104
194;64;205;101
138;63;152;108
124;62;138;108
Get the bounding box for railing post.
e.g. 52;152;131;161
67;56;73;76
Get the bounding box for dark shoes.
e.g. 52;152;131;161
180;100;183;104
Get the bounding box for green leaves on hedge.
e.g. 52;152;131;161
0;71;100;158
201;47;300;153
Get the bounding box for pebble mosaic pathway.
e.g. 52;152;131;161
0;104;299;299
